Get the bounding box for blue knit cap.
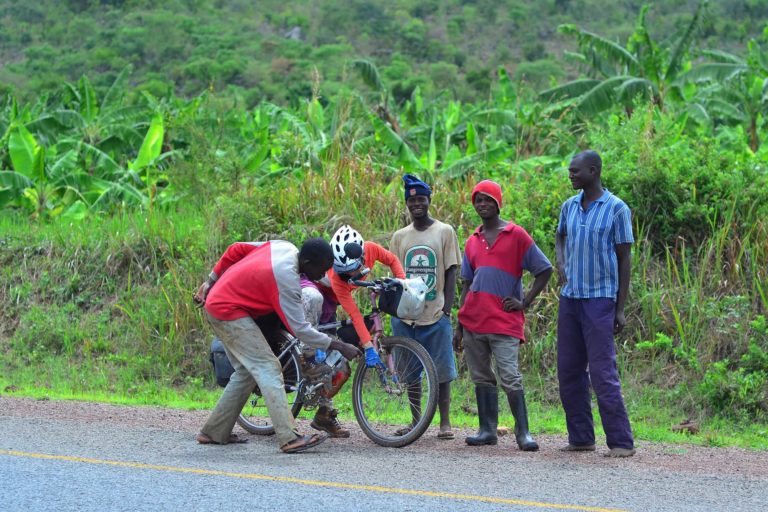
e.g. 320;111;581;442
403;174;432;201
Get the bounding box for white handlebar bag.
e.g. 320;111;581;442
378;278;428;320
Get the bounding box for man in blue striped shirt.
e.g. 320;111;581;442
555;150;636;458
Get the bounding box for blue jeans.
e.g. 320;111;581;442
391;315;457;384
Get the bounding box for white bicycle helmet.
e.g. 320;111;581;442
331;225;364;274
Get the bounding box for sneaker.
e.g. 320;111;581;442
310;406;351;438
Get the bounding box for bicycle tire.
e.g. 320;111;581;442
236;334;304;435
352;335;438;447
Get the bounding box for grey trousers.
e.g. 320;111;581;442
300;287;335;408
201;312;299;447
463;328;523;393
301;286;324;326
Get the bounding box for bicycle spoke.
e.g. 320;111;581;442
354;340;435;441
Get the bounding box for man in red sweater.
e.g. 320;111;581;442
455;181;552;451
194;238;360;453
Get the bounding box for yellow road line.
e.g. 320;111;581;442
1;449;626;512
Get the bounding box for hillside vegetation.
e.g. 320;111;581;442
1;0;766;103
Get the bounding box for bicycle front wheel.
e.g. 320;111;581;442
352;336;438;447
237;342;303;435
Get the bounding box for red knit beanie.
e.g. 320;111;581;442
471;180;502;209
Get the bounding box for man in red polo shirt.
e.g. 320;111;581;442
193;238;360;453
454;180;552;451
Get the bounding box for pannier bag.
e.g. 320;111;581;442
377;277;428;320
209;337;235;387
209;321;287;388
336;315;375;345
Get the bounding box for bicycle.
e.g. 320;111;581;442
235;278;439;448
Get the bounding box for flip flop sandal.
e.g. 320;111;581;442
196;432;248;445
280;433;328;454
437;430;455;440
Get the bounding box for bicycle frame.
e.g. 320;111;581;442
313;281;397;390
316;281;385;347
238;277;436;445
365;289;399;388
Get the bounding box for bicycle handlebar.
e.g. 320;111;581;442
350;279;378;288
350;277;400;290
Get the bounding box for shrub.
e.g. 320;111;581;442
593;108;768;249
698;316;768;420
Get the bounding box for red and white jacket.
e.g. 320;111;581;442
204;241;331;349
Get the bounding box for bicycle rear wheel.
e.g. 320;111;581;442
237;336;304;435
352;335;438;447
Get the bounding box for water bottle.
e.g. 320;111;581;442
324;349;343;368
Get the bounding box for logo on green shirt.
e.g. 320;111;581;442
405;245;437;301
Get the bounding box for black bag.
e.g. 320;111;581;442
336;315;374;346
208;314;288;388
209;337;235;388
377;281;404;317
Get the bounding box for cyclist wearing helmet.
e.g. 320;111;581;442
304;225;406;438
328;224;406;351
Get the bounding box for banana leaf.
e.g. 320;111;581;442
130;114;164;172
0;170;33;208
350;59;384;92
8;122;45;182
442;146;512;179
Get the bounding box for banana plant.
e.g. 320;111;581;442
5;121;89;219
684;38;768;152
87;111;170;211
239;107;271;175
370;113;424;172
28;69;148;175
0;104;33;209
349;58;408;139
540;2;706;115
1;71;150;215
267;102;327;173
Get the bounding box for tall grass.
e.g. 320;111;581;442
0;210;212;388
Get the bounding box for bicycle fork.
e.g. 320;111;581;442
374;354;402;395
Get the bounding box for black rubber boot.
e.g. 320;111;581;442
508;389;539;451
465;386;498;446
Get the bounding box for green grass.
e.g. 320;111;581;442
0;370;220;411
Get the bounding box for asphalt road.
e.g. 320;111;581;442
0;403;765;512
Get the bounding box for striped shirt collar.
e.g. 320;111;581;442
571;189;612;210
